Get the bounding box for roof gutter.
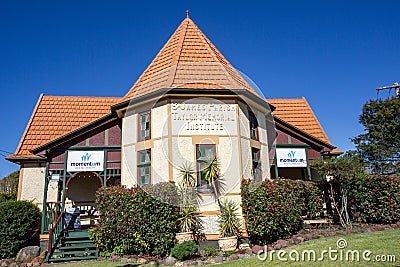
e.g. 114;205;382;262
111;87;276;114
6;155;47;164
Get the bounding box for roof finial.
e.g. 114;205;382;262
186;10;190;18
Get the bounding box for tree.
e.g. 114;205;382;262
0;171;19;193
351;96;400;175
313;152;365;230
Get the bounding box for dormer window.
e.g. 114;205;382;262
139;112;151;140
249;110;259;140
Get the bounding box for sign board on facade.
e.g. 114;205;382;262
276;148;307;168
67;151;104;172
171;99;237;136
51;174;60;182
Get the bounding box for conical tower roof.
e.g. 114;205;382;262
123;13;257;101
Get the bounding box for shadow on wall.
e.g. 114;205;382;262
66;172;102;205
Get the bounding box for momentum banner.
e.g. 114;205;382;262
67;151;104;172
276;148;307;168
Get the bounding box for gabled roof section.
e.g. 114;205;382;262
7;95;121;160
122;15;256;101
267;97;332;145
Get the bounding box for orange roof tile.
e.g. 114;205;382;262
123;16;256;101
267;97;332;145
8;16;341;161
8;94;121;159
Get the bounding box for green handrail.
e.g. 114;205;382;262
42;202;62;234
45;208;64;262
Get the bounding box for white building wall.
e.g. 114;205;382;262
240;138;253;180
19;164;46;209
238;101;250;138
47;179;59;203
121;145;135;187
152;103;169;139
122;101;170;187
171;137;194;182
256;111;271;180
119;98;272;186
120;96;271;235
152;138;169;184
122;112;137;145
218;136;241;193
121;112;137;187
152;103;170;184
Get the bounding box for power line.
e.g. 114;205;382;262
0;149;13;154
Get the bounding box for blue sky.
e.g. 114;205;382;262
0;0;399;177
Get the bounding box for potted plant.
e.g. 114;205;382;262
217;199;242;251
176;204;200;243
176;163;202;243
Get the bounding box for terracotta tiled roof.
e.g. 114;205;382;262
8;16;341;160
7;95;121;159
122;16;256;101
268;97;332;145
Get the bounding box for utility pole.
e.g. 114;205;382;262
376;82;400;97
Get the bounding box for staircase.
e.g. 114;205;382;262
47;230;98;262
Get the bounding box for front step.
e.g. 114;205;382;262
52;250;98;256
48;256;98;262
59;244;97;250
47;230;98;262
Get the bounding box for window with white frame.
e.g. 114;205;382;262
249;110;259;140
139;112;151;140
196;144;216;191
252;148;261;181
138;149;151;186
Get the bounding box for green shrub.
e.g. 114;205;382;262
170;241;198;260
202;247;217;257
241;179;303;244
223;250;236;257
0;201;41;258
295;181;325;219
344;174;400;224
313;154;400;225
0;192;17;203
90;183;180;256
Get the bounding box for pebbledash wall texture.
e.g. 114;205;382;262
120;96;271;233
7;14;340;236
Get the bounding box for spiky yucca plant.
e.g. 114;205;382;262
176;162;203;234
177;162;196;188
203;157;224;201
218;199;242;238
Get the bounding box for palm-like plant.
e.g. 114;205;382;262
177;162;196;188
218;199;242;238
176;162;203;235
203;157;224;202
178;205;203;233
177;163;199;207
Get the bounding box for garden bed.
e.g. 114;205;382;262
19;221;396;267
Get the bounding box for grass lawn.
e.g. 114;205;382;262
45;229;400;267
220;228;400;267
